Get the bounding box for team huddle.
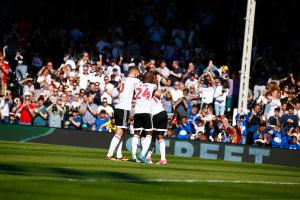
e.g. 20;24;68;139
106;66;168;165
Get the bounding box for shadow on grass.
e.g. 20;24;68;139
0;163;150;184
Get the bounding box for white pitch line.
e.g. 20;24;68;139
8;176;299;185
140;179;300;185
21;128;56;142
65;178;300;185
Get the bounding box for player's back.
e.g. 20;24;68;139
115;77;140;111
151;96;165;116
134;82;157;114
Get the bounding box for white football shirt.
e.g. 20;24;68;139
115;77;140;111
135;83;157;114
134;83;157;114
151;96;165;115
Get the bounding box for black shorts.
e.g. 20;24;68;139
153;111;168;135
114;108;130;129
134;113;153;131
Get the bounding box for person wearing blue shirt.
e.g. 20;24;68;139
235;113;248;144
188;105;198;132
176;116;192;139
288;134;300;150
272;126;285;148
95;110;109;132
253;122;266;145
247;104;262;145
68;108;82;130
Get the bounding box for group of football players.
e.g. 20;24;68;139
106;66;168;165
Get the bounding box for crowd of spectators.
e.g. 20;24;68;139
0;0;300;150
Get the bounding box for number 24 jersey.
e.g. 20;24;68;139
134;83;157;114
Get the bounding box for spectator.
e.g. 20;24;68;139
15;51;28;80
105;117;117;133
94;110;109;132
213;77;228;116
176;116;193;139
236;114;248;144
272;125;288;148
0;54;10;97
100;76;114;104
174;89;189;119
169;60;183;86
247;104;262;145
162;90;174;118
32;96;48;127
281;106;298;131
79;65;90;89
0;90;13;124
170;81;183;102
201;79;214;109
191;119;205;139
47;102;63;128
97;97;114;118
19;78;35;97
268;107;281;127
67;108;82;130
17;94;35;126
37;68;51;86
156;60;170;82
81;96;97;130
184;63;199;81
288;134;300;150
188;85;200;106
185;72;198;89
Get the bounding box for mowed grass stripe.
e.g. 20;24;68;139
0;140;299;200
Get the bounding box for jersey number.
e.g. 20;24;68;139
135;87;150;100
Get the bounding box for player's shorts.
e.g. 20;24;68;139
114;108;130;129
134;113;153;131
153;110;168;135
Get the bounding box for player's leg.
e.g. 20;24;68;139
146;135;156;164
107;109;128;159
132;114;143;162
116;138;130;161
156;111;168;165
139;131;152;163
157;134;167;165
139;114;153;163
106;128;124;159
131;132;140;162
146;113;158;163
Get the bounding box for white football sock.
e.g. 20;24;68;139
141;135;152;157
146;146;154;159
116;140;123;159
131;135;139;157
140;137;146;149
107;134;121;157
159;139;166;160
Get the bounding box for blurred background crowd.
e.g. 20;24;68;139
0;0;300;149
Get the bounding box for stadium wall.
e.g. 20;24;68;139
1;125;299;168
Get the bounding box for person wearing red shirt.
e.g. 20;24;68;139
17;95;35;125
0;55;10;97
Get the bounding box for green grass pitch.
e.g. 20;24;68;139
0;140;299;200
